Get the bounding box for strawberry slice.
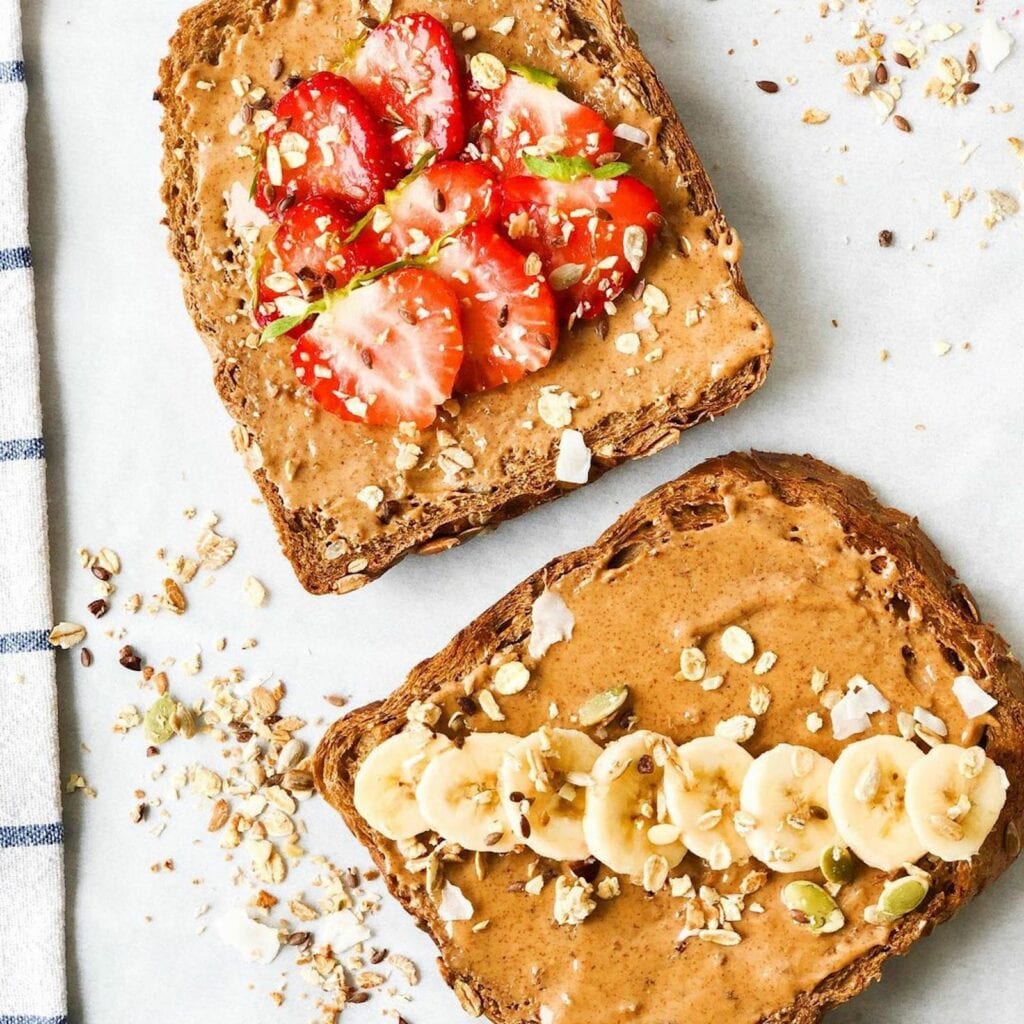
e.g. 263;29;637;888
255;197;375;336
433;223;558;394
291;267;464;428
467;67;615;178
351;13;466;168
255;72;398;219
369;160;499;260
500;163;661;321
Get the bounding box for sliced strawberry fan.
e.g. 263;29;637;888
250;15;662;427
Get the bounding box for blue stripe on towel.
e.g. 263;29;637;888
0;822;63;848
0;1017;68;1024
0;630;51;654
0;437;45;462
0;60;26;83
0;246;31;270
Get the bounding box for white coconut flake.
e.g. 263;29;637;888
555;428;591;484
849;676;890;714
215;908;280;964
952;675;998;718
437;881;474;922
913;705;948;737
225;181;270;235
613;122;649;145
317;909;371;952
830;690;870;741
528;589;575;660
980;18;1014;72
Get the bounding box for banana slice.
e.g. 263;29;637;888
663;736;753;869
739;744;838;872
582;730;687;878
353;727;452;841
905;743;1009;861
498;727;602;861
415;732;519;852
828;735;925;871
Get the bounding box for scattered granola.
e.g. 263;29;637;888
53;525;420;1022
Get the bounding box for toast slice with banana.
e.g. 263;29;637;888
314;451;1024;1024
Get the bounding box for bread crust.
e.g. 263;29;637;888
313;450;1024;1023
158;0;772;595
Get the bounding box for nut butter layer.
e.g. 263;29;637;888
314;451;1024;1024
159;0;773;594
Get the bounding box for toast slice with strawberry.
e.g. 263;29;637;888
158;0;773;594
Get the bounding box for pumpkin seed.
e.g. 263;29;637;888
782;880;845;934
144;693;176;745
577;685;629;727
876;875;928;920
820;845;857;886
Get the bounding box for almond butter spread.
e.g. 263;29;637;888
363;480;994;1024
174;0;772;560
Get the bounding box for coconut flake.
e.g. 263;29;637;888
437;881;474;922
849;677;890;714
980;18;1013;72
555;428;591;484
215;908;280;964
317;909;371;952
913;705;948;737
831;676;891;738
830;689;871;741
613;122;650;145
225;181;270;235
528;590;575;660
952;675;997;718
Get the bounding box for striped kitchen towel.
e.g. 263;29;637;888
0;0;67;1022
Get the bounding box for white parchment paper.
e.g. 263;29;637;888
23;1;1024;1021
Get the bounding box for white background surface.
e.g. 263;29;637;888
21;0;1024;1021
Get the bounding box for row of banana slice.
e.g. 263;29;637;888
354;724;1008;878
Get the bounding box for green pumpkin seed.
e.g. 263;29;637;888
876;875;928;920
577;685;629;727
820;845;857;886
782;880;845;934
144;693;176;745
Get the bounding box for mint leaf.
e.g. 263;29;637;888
260;314;308;342
344;206;378;243
508;64;560;90
591;161;631;180
346;149;439;243
259;298;328;342
522;154;632;183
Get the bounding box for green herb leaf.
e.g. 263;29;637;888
345;149;439;244
521;154;631;183
591;161;631;180
344;205;379;244
259;298;328;343
508;64;560;90
249;246;265;312
260;314;308;342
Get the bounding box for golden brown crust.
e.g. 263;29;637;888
313;451;1024;1024
158;0;772;595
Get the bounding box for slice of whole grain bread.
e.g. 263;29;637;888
158;0;773;595
313;450;1024;1024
